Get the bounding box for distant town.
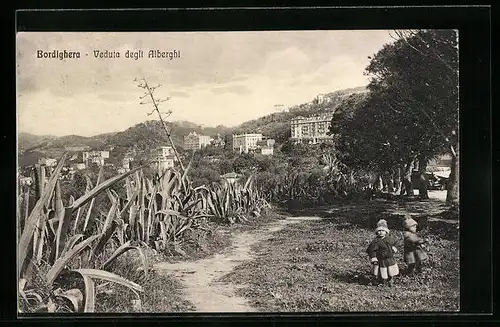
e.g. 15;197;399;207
18;113;334;186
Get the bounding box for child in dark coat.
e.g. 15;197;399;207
402;216;429;274
366;219;400;286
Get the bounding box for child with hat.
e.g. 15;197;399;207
366;219;400;286
402;215;429;274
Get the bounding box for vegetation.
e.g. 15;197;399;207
18;158;148;313
18;151;271;313
17;30;459;313
330;30;458;204
219;200;459;312
17;78;274;314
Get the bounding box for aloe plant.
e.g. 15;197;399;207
18;148;273;313
18;155;150;313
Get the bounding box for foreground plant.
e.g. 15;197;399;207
18;156;148;313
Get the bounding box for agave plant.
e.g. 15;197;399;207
18;155;149;313
110;158;213;257
198;175;269;224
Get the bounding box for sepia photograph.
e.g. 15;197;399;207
16;29;460;314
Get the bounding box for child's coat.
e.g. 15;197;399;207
403;231;429;264
366;234;400;279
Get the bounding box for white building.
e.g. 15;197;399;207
290;114;333;144
122;157;132;172
69;163;86;172
153;146;176;172
121;149;136;172
83;151;110;166
157;146;176;159
184;131;211;151
38;158;57;167
232;133;263;153
256;138;275;156
259;146;274;155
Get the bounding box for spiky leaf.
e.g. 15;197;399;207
101;241;147;274
46;234;100;285
18;153;67;276
74;268;144;293
71;166;145;212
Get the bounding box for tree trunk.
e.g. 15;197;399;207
446;146;459;206
382;172;388;193
401;158;415;196
417;156;429;199
374;174;384;192
394;167;402;194
386;171;395;193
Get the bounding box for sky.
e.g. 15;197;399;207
17;31;396;137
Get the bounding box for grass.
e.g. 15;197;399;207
217;197;459;312
95;247;195;312
158;210;286;263
93;211;286;313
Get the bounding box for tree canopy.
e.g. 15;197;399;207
330;30;459;203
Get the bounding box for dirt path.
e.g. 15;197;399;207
153;216;321;312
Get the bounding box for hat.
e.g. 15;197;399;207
403;217;418;229
375;219;389;233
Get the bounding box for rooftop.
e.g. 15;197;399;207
221;172;243;179
233;133;263;137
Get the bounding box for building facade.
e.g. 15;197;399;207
153;146;176;172
156;158;175;171
256;138;275;156
210;133;226;148
259;146;274;155
122;157;133;172
156;146;173;158
184;131;211;151
82;151;110;166
290;114;333;144
39;158;57;167
232;133;263;153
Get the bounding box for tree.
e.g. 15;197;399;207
331;30;458;203
368;30;458;203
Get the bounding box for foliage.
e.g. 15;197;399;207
18;158;147;313
331;30;458;177
198;176;271;225
18;145;273;313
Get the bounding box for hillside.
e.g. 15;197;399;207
18;133;57;152
106;121;232;149
18;86;369;166
18;133;111;152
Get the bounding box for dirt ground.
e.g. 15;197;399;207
153;216;321;312
154;190;459;312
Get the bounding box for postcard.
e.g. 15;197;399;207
16;29;460;314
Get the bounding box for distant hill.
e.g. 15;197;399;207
18;86;369;166
18;133;111;153
47;135;108;149
18;133;57;152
